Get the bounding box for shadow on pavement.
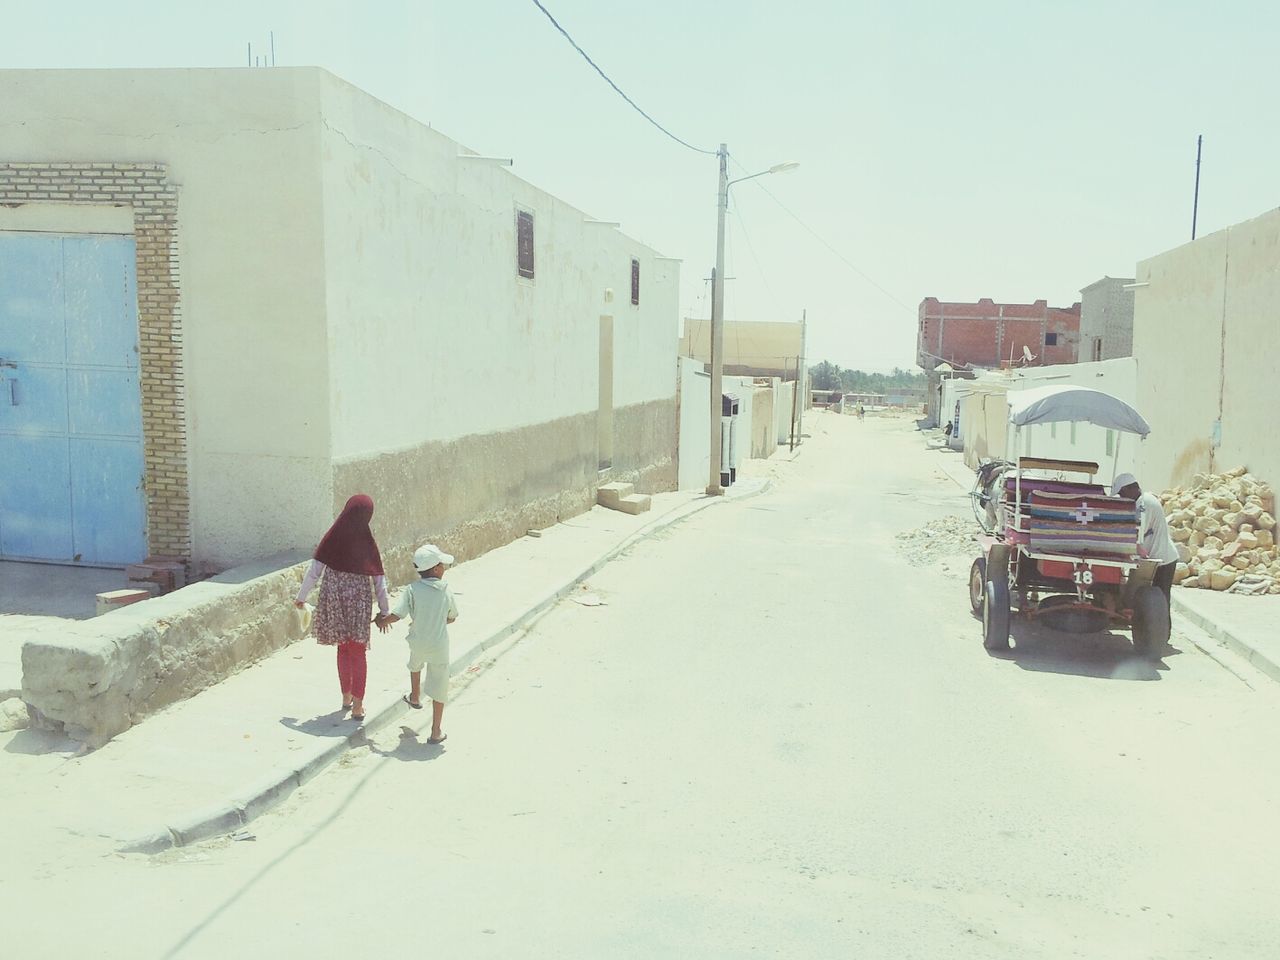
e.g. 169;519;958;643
3;725;81;756
0;560;124;619
280;710;358;737
986;618;1176;681
367;725;445;763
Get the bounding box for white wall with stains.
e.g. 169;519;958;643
1134;206;1280;492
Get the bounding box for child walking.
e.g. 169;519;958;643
295;494;390;722
377;543;457;744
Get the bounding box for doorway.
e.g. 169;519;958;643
0;232;146;566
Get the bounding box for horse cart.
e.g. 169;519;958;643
968;385;1170;655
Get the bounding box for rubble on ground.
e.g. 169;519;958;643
896;514;980;567
1158;467;1280;595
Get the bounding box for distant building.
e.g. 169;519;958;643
916;297;1082;422
679;318;805;380
917;297;1081;371
1079;277;1135;361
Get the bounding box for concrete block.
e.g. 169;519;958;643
597;482;635;511
95;589;153;617
615;493;652;515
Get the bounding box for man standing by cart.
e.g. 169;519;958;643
1113;472;1179;602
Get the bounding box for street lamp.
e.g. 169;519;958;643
707;146;799;495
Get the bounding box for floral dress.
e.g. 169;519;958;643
312;568;376;648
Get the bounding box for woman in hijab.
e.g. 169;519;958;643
294;494;390;721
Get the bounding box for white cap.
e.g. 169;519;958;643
1112;472;1138;493
412;543;454;571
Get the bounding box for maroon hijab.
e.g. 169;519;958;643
314;494;384;576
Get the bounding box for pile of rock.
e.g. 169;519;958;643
896;514;980;567
1159;467;1279;594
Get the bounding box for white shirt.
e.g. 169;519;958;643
392;577;458;664
1136;492;1179;565
296;560;390;615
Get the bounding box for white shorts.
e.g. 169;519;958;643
408;659;450;704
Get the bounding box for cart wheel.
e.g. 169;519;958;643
983;576;1011;651
969;558;987;615
1131;585;1170;656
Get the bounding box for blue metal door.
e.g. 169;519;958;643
0;232;146;566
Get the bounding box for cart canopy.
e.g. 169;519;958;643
1007;385;1151;437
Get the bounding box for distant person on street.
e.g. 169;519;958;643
376;543;457;745
1112;472;1179;603
295;494;390;721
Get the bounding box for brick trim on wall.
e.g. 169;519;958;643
0;162;190;562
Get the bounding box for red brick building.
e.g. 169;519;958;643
916;297;1081;371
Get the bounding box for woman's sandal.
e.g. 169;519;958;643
402;695;423;710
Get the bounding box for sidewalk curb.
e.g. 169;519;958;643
120;477;774;854
1170;594;1280;686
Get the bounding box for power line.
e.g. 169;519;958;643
731;157;915;314
529;0;716;156
730;202;786;318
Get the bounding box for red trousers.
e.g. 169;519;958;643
336;642;368;699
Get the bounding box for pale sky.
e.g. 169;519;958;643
3;0;1277;371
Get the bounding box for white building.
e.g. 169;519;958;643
0;68;679;576
1079;276;1136;362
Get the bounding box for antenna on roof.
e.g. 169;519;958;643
1191;134;1203;240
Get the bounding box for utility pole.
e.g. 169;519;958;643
1191;134;1203;240
707;143;728;496
705;150;797;491
789;356;799;451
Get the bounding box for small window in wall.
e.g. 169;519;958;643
1045;332;1059;346
516;210;535;279
1092;338;1103;361
631;258;640;305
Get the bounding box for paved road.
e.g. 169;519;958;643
11;416;1280;958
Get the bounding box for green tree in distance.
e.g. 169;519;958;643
808;361;926;396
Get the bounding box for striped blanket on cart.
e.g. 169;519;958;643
1026;490;1138;556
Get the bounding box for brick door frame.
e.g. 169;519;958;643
0;162;190;563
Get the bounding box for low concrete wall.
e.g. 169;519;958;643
21;557;310;746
